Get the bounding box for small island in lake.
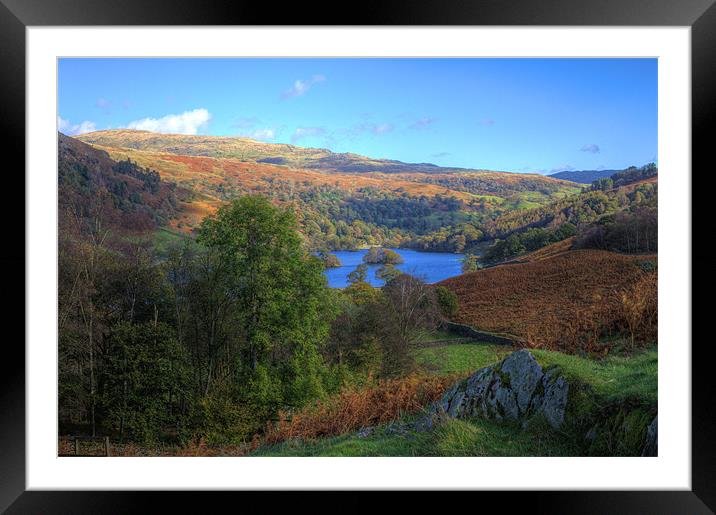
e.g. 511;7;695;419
318;251;342;269
363;247;404;265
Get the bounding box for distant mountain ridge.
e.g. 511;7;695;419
77;129;513;176
549;169;619;184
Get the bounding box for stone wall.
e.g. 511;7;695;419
441;321;519;346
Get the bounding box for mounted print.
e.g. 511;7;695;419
57;57;659;458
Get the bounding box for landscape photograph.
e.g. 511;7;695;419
57;57;658;457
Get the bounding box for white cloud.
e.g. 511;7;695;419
58;116;69;132
58;116;97;135
126;108;211;135
291;126;326;143
282;75;326;99
95;98;111;109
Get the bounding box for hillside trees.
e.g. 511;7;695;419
575;207;658;253
363;247;404;265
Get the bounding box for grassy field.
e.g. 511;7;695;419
416;342;513;375
251;342;656;457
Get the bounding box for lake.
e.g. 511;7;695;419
323;248;465;288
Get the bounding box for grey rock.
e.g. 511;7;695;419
500;349;543;414
415;349;570;431
539;374;569;429
641;416;658;456
356;426;374;438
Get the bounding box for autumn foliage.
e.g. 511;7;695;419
440;248;657;353
262;374;456;445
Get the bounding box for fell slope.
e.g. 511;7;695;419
58;132;179;231
73;130;581;250
439;247;657;350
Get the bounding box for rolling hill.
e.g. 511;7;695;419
79;129;552;177
72;130;581;251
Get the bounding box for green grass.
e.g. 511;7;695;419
252;417;577;457
529;347;657;404
417;343;657;405
253;343;657;457
153;228;187;256
416;343;513;376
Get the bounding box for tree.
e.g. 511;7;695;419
318;251;341;269
435;286;459;318
376;264;402;283
461;254;480;273
363;247;404;265
348;263;369;284
103;321;190;444
379;274;440;376
197;196;335;420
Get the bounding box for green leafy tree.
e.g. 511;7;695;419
102;321;190;444
435;286;459;318
348;263;369;284
197;196;335;419
376;264;402;283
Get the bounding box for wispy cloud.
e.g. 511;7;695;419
431;152;451;158
241;128;276;141
580;143;601;154
478;118;495;126
95;98;111;109
410;118;437;129
126;108;211;135
291;126;327;143
282;75;326;99
58;116;97;135
359;122;393;135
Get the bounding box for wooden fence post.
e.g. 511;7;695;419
74;437;79;456
105;436;110;457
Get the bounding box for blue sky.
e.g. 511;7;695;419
58;58;657;174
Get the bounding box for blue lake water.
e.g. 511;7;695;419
323;248;465;288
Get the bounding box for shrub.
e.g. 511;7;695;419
262;374;456;445
435;286;459;318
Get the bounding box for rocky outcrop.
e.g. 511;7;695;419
641;416;658;456
416;349;569;431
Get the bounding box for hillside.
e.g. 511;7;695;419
58;132;180;231
439;246;657;351
72;130;580;251
80;129;569;180
549;169;618;184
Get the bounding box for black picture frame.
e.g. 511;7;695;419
1;0;710;511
